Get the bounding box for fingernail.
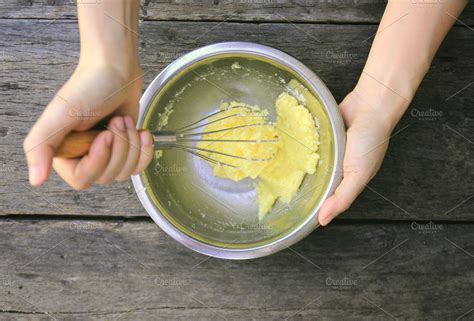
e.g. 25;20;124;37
321;216;332;226
114;117;125;131
104;131;113;146
124;116;135;129
140;131;153;146
29;164;43;186
325;211;338;225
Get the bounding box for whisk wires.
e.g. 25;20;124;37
173;105;279;167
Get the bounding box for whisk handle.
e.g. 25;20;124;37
55;130;177;158
55;129;157;158
152;131;177;149
55;130;102;158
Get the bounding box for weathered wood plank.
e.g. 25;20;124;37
0;0;473;25
144;0;388;23
0;219;472;320
0;19;473;220
144;0;474;25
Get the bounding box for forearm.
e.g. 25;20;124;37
355;0;467;128
77;0;140;75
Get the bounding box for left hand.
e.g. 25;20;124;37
318;90;397;226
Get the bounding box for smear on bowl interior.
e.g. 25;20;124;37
197;79;321;220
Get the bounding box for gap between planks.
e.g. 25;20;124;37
0;214;473;225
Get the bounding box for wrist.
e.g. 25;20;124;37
79;39;141;80
362;56;428;103
351;78;408;131
352;60;428;131
77;0;140;79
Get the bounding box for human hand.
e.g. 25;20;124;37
318;88;400;226
317;0;467;225
23;61;153;190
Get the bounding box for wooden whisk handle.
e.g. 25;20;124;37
55;130;101;158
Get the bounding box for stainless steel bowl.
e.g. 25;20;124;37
132;42;345;259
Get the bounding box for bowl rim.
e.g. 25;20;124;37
132;41;345;259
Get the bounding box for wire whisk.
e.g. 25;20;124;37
55;106;279;168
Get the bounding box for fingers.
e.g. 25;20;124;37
133;131;154;175
53;115;153;190
115;116;141;181
318;172;367;226
24;137;55;186
318;126;380;226
24;97;74;186
96;116;153;183
53;131;113;190
96;117;130;184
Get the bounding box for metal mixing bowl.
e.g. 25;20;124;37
132;42;345;259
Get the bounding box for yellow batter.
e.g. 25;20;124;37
197;89;320;220
256;93;320;219
196;102;278;181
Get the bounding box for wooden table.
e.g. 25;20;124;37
1;1;473;320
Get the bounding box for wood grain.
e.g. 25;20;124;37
1;5;472;321
0;0;472;25
0;218;472;320
0;19;473;220
55;130;101;159
143;0;474;25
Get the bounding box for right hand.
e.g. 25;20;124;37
23;61;154;190
318;87;406;226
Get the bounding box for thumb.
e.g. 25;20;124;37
24;97;76;185
318;169;367;226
